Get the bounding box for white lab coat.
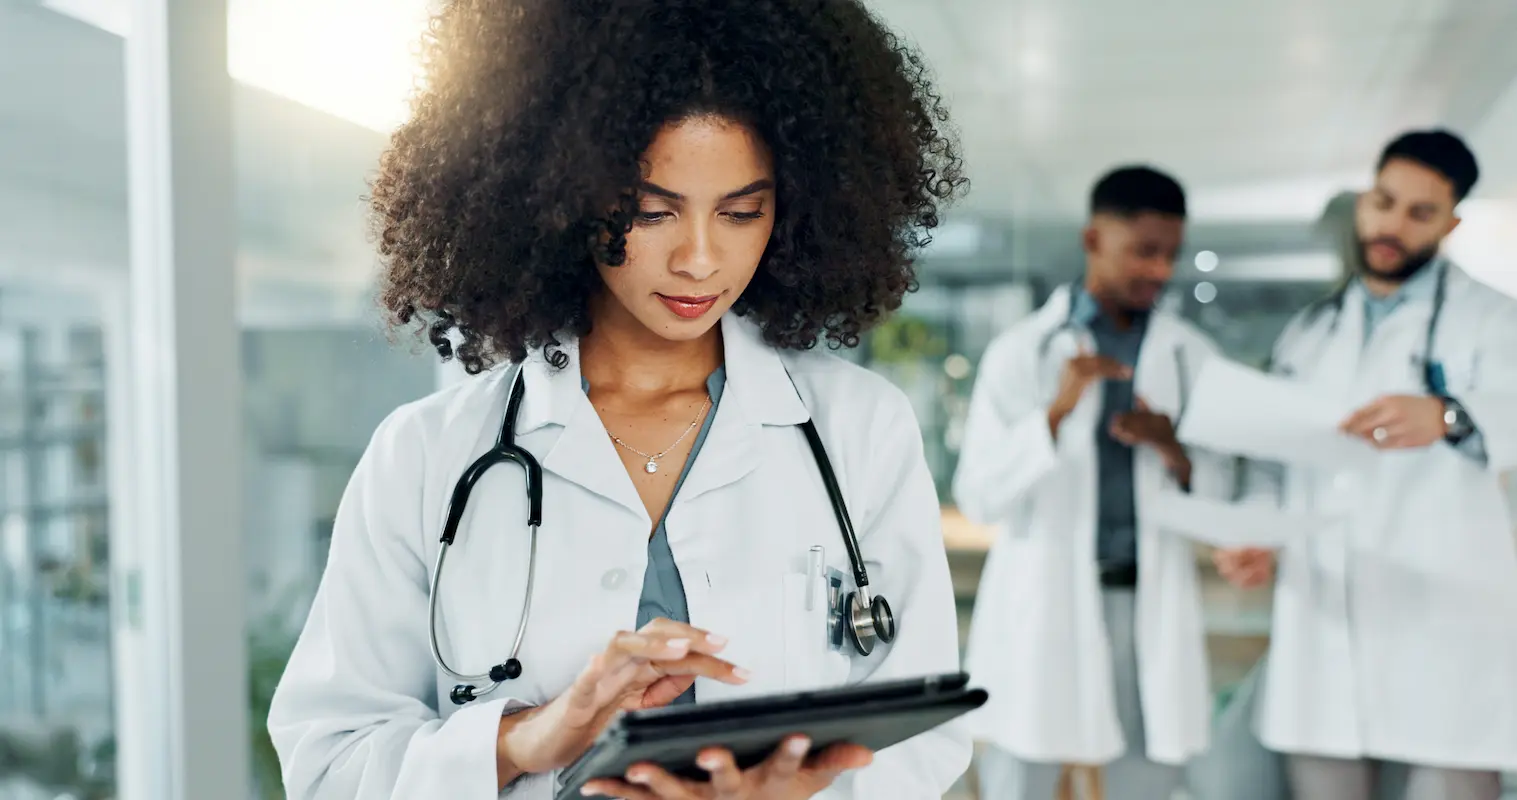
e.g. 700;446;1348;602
954;285;1234;766
1245;264;1517;771
267;314;970;799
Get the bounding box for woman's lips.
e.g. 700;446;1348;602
657;294;720;319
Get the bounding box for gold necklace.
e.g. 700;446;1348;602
608;397;711;474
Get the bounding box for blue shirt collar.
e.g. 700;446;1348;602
1069;285;1103;327
1358;258;1442;312
1069;284;1150;331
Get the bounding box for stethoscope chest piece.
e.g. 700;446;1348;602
843;590;896;656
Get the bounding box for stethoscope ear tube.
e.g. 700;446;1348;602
799;417;897;657
432;518;539;705
799;420;868;591
431;366;540;704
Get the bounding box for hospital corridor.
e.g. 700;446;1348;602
3;0;1517;798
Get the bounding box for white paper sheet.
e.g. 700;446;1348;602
1176;356;1379;470
1149;490;1331;549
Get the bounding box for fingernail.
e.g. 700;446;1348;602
732;667;751;681
788;737;811;756
706;633;728;647
666;638;690;652
699;755;721;770
628;771;650;785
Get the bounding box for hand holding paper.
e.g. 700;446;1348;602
1175;356;1379;469
1339;394;1448;449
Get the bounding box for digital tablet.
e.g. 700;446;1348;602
554;672;986;799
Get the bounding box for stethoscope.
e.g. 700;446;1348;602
1292;260;1450;394
430;365;897;705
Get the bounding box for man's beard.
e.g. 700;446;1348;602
1356;237;1439;284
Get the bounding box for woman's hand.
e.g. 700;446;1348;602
581;735;874;799
496;619;748;787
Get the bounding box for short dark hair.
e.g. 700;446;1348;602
1089;166;1186;219
370;0;967;374
1377;129;1480;201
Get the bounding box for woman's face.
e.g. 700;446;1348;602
594;115;776;343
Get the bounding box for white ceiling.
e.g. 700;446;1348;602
868;0;1517;220
3;0;1516;295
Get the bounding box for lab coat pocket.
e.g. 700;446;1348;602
1439;351;1480;393
782;573;851;691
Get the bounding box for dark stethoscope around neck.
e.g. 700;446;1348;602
430;364;897;705
1035;280;1158;359
1299;260;1451;393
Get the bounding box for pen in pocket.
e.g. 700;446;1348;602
806;546;824;611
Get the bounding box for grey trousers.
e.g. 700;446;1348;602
978;588;1184;800
1287;755;1502;800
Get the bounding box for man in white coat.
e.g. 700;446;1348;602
955;166;1234;799
1216;129;1517;800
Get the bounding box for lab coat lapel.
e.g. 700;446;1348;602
1134;314;1214;762
1132;314;1187;421
674;315;810;508
515;341;651;524
1312;287;1367;404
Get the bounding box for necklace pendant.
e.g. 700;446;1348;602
644;460;659;474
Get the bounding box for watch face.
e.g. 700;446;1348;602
1442;399;1471;438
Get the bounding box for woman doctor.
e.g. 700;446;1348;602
266;1;970;798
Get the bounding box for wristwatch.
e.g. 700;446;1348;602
1439;395;1474;445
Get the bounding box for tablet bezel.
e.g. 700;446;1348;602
553;673;984;798
620;671;970;731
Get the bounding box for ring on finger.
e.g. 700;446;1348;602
1372;426;1389;443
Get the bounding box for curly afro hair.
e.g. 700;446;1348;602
371;0;968;374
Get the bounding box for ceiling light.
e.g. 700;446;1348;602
944;354;972;380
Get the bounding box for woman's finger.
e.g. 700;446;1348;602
809;742;874;772
698;747;744;795
647;652;749;685
640;675;698;708
608;633;747;683
637;619;730;655
803;742;874;785
623;763;697;799
569;649;745;721
611;631;699;661
760;736;810;783
579;778;659;799
563;649;642;716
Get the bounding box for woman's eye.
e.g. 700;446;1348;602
725;211;765;222
635;211;671;224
